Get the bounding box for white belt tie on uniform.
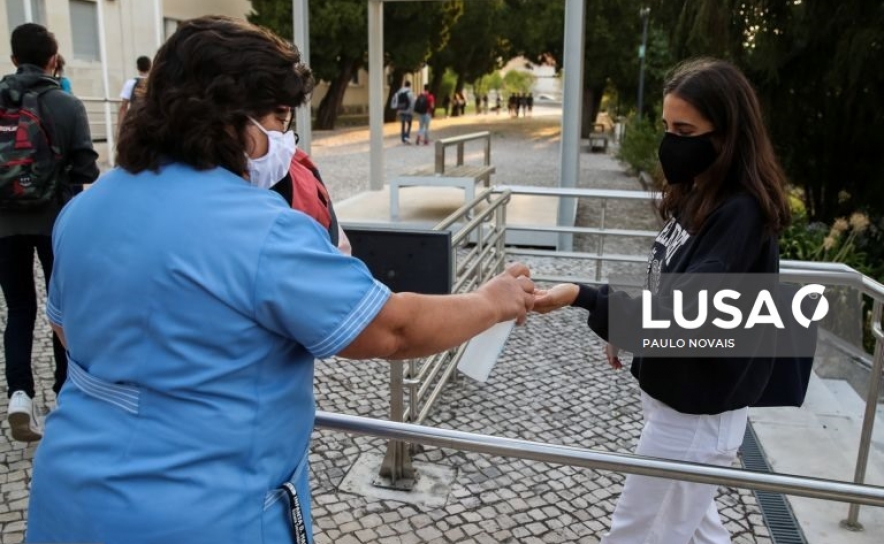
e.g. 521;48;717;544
67;358;140;415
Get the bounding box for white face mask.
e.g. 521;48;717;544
245;116;297;190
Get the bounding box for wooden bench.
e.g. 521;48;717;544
390;131;496;220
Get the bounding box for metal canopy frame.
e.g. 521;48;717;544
292;0;587;248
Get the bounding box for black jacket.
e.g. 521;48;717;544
0;64;99;237
573;193;779;414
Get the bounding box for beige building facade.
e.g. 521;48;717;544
2;0;251;99
1;0;250;139
1;0;407;134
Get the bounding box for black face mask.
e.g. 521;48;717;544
658;132;717;185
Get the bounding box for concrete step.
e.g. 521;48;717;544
819;378;884;455
749;374;884;543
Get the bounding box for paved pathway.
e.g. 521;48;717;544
0;111;773;543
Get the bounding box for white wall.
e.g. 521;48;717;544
1;0;251;139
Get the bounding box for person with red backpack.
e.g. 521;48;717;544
235;105;351;254
414;84;435;146
0;23;99;441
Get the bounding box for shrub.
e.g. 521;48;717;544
617;115;663;190
780;193;874;276
780;191;883;353
616;114;664;187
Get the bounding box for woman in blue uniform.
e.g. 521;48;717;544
26;16;535;544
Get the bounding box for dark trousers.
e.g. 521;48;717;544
0;235;66;399
399;113;413;141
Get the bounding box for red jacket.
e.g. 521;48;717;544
271;149;339;247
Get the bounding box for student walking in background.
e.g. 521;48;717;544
117;55;151;125
391;80;414;144
414;84;434;146
53;53;72;93
533;57;791;544
0;23;99;442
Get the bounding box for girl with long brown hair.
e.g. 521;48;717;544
535;57;791;543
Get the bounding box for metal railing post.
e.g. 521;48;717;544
496;194;507;275
434;140;445;173
406;359;418;423
377;359;415;490
596;198;607;281
456;142;465;166
842;300;884;531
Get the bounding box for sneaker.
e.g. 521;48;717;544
8;390;43;442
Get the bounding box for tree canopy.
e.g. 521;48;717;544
249;0;884;223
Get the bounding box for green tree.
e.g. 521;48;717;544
654;0;884;223
251;0;460;128
502;70;536;94
746;1;884;222
507;0;657;137
248;0;367;130
426;0;511;116
383;1;461;122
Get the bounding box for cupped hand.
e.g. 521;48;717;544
479;262;535;325
532;283;579;314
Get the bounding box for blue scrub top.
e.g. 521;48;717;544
27;163;390;544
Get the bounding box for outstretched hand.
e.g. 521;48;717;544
532;283;579;314
479;262;535;325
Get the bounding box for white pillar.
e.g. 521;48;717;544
293;0;312;154
368;0;384;190
557;0;586;251
154;0;164;49
24;0;33;22
95;0;115;167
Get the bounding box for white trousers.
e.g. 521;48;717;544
601;392;748;544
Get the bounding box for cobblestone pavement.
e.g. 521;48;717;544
1;112;772;543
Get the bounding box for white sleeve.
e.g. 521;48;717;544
119;78;136;101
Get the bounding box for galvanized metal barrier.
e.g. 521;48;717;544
80;97;121;144
316;411;884;507
497;185;884;530
495;184;659;280
368;183;884;529
377;188;510;489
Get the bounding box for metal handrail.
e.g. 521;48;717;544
315;411;884;507
372;184;884;528
434;131;492;173
492;184;884;529
379;188;510;488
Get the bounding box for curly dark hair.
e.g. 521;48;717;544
116;16;314;176
658;58;790;234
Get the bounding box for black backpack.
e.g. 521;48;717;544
413;93;429;114
394;90;410;111
0;77;62;211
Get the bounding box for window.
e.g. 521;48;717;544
70;0;100;61
350;70;360;86
164;17;180;41
6;0;46;31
